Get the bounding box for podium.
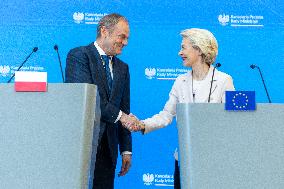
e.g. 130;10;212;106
0;83;100;189
176;103;284;189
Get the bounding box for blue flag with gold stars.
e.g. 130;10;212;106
225;91;256;111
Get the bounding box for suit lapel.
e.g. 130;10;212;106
87;43;111;99
109;57;123;100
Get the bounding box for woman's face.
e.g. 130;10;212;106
178;38;201;67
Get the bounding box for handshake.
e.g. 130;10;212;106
120;112;145;132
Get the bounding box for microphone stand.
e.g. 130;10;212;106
250;64;271;103
208;63;221;102
7;47;38;83
54;45;65;82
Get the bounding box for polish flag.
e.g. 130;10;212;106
15;71;47;92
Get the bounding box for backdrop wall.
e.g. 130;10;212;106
0;0;283;188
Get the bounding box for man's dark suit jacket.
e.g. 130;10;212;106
65;43;132;166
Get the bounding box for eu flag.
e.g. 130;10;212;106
225;91;256;111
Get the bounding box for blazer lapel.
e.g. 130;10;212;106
185;71;194;103
198;66;218;102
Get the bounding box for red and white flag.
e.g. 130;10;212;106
15;71;47;92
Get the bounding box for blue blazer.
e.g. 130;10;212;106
65;43;132;165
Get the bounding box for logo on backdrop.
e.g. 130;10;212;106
0;65;11;77
73;12;84;24
0;65;44;78
218;13;264;27
218;14;230;26
142;173;174;187
145;68;156;79
145;67;190;80
143;173;154;185
73;12;108;25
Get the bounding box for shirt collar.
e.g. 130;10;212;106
94;41;113;61
94;41;106;56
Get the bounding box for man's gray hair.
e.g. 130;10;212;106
97;13;128;38
180;28;218;65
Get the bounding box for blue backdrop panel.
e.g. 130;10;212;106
0;0;283;188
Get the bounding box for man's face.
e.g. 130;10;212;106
102;20;129;56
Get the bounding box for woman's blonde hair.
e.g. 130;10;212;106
180;28;218;65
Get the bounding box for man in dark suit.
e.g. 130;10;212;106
65;13;136;189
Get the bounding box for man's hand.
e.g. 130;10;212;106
129;113;145;132
118;154;132;177
120;112;140;131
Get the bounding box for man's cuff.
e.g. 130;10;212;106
114;110;122;123
121;151;132;156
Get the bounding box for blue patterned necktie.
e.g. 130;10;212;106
101;55;113;92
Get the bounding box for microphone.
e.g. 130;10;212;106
250;64;271;103
208;63;221;102
215;63;221;68
7;47;38;83
54;44;65;82
250;64;256;69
